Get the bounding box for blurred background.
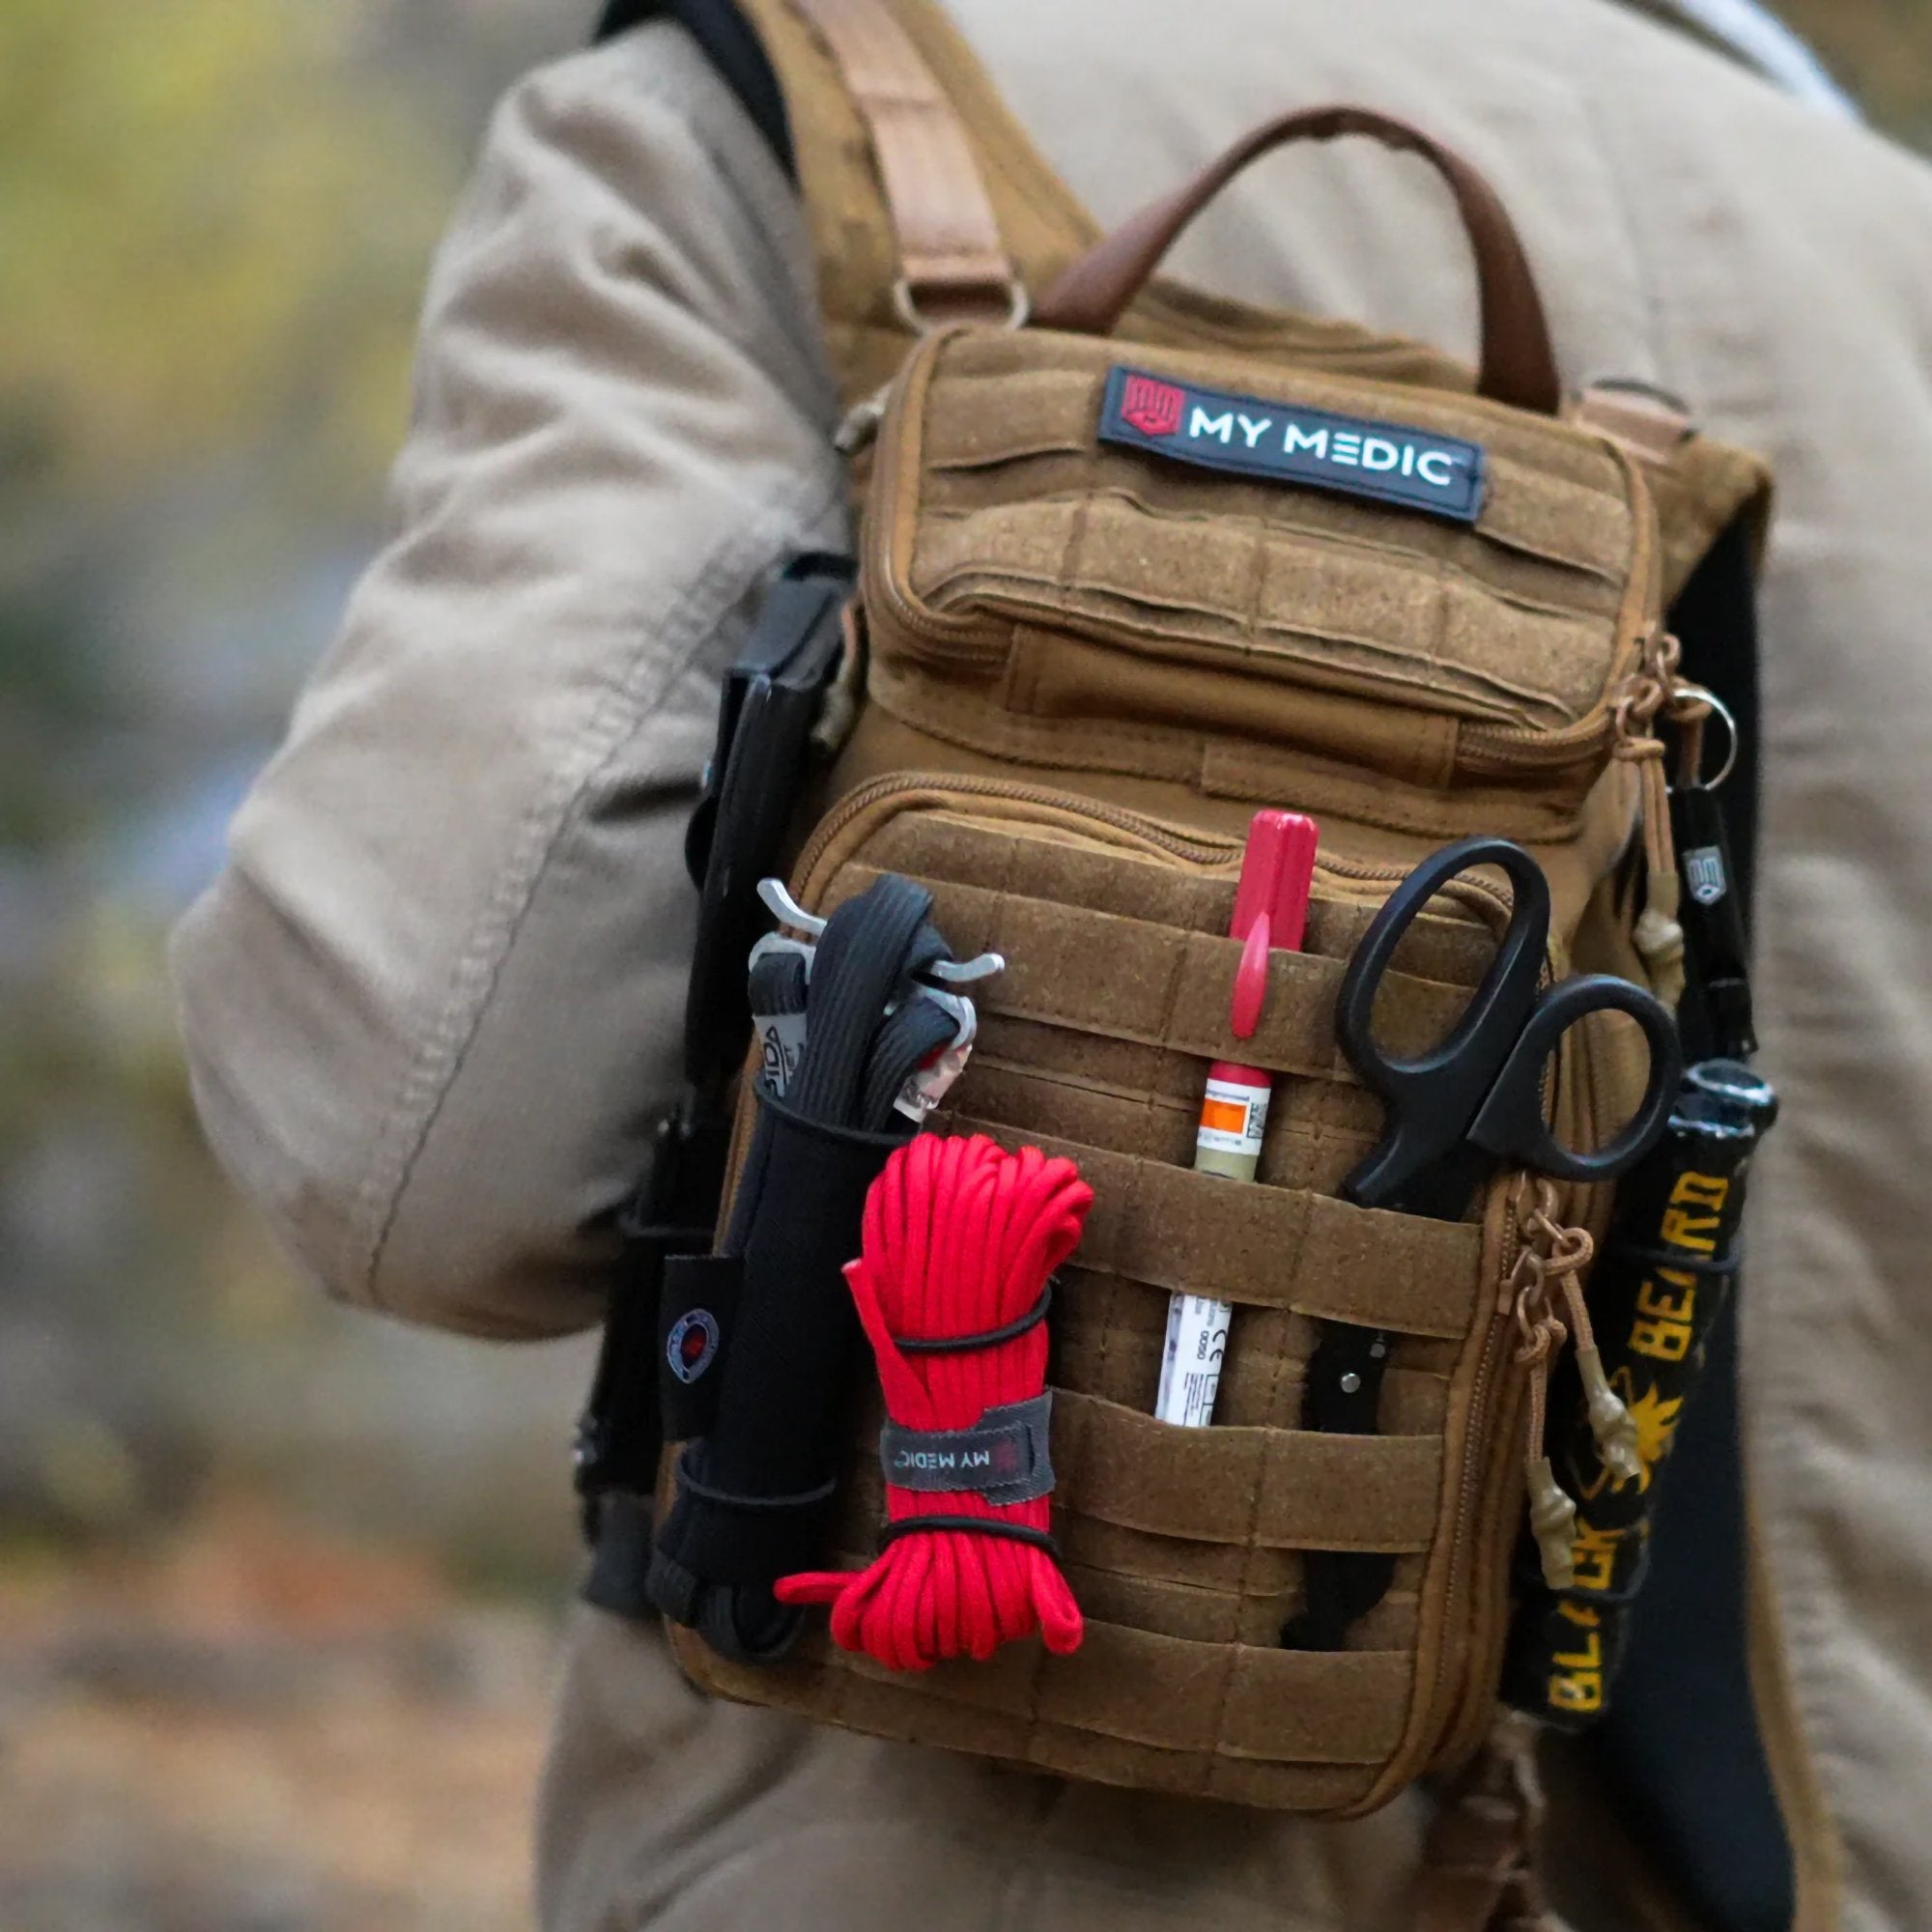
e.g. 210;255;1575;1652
0;5;1924;1929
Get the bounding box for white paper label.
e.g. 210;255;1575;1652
1194;1075;1269;1158
1153;1292;1234;1428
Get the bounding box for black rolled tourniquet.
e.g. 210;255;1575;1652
654;1087;909;1586
644;869;962;1662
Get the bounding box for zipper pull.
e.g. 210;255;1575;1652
1614;629;1687;1005
1575;1343;1641;1487
1507;1181;1608;1589
1525;1455;1578;1592
810;603;868;760
834;380;894;456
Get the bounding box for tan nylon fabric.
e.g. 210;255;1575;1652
786;0;1022;313
668;793;1535;1813
668;267;1679;1830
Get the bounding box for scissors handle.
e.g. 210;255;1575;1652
1469;973;1683;1182
1336;837;1550;1212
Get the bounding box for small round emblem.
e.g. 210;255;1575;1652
667;1309;722;1384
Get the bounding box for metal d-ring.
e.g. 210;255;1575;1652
891;274;1031;335
1688;688;1741;792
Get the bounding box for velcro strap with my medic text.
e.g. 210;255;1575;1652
879;1392;1055;1506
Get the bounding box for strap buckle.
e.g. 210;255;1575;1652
891;273;1030;334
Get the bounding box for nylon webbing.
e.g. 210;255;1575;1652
787;0;1024;325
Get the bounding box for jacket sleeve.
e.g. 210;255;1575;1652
169;26;849;1340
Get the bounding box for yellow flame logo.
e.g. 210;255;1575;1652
1616;1378;1683;1492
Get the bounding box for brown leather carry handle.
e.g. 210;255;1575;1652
792;0;1028;328
1034;104;1561;416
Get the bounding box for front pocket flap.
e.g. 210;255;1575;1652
882;328;1650;750
951;1122;1483;1338
1054;1392;1439;1553
921;342;1635;586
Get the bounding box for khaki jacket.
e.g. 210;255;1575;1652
172;1;1932;1925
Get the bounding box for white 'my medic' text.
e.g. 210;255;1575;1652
1098;367;1489;525
1184;407;1465;488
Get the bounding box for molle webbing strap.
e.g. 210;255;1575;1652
788;0;1025;326
949;1121;1486;1340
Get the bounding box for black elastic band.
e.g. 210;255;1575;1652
675;1444;838;1515
893;1279;1055;1354
876;1515;1059;1555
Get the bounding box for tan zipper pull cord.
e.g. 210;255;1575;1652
835;380;894;456
1505;1180;1590;1591
1550;1247;1643;1487
811;602;869;759
1612;627;1687;1004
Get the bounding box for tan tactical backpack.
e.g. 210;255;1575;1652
584;0;1773;1832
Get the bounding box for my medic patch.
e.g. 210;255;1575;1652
1097;366;1488;525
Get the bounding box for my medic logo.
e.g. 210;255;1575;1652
890;1434;1027;1482
666;1308;722;1385
1097;364;1488;524
1683;844;1728;907
1120;373;1186;437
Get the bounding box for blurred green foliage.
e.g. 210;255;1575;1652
0;0;591;1575
0;2;458;507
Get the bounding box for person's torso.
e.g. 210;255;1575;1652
545;5;1932;1926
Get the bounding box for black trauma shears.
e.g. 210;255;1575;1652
1282;835;1683;1652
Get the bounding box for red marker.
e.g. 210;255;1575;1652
1156;810;1320;1427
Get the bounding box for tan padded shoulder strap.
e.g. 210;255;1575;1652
737;0;1589;412
737;0;1096;401
788;0;1026;327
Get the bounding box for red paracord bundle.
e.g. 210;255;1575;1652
776;1133;1092;1669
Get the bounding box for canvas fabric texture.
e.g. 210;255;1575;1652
167;0;1932;1927
664;344;1716;1817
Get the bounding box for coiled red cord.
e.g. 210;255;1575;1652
776;1133;1092;1669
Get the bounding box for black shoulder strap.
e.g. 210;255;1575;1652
595;0;795;181
1591;510;1795;1932
1672;513;1761;929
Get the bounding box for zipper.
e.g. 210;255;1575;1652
791;768;1491;909
1428;974;1615;1767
